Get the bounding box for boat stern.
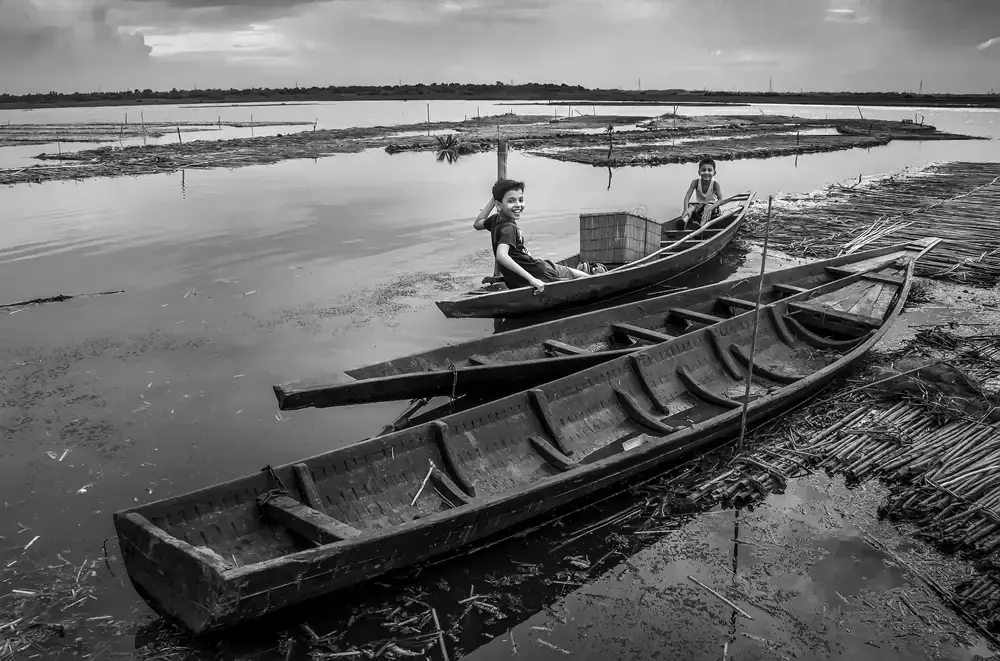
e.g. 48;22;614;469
114;510;233;635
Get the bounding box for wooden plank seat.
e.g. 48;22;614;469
825;266;905;286
259;495;363;546
612;322;673;344
715;296;757;313
787;301;883;330
669;308;725;326
544;339;589;356
467;354;498;366
661;228;725;240
773;284;808;296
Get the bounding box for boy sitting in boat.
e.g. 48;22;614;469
678;158;723;230
474;179;592;294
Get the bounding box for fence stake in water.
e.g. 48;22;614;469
177;127;182;143
736;195;773;453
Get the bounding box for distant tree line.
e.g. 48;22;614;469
1;82;997;106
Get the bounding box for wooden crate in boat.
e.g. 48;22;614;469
579;211;662;264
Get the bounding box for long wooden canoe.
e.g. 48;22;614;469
434;192;755;319
275;239;943;411
114;237;940;634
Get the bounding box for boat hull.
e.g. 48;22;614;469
115;239;940;634
434;195;753;319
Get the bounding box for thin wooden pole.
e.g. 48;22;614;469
497;137;508;180
492;132;508;279
736;196;773;453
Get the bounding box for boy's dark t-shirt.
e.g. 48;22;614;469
484;215;557;288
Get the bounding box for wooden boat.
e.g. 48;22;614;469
114;237;940;634
434;192;755;319
275;239;940;411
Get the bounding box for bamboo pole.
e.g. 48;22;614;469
491;135;509;280
736;195;773;453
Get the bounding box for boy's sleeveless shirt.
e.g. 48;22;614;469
484;215;552;287
693;179;719;204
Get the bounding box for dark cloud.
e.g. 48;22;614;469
0;0;152;93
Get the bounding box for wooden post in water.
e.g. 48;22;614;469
497;137;508;179
491;136;509;280
177;127;182;143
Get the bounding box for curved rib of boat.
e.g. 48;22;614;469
434;192;755;319
275;239;941;412
115;237;940;634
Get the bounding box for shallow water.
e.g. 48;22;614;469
467;473;993;661
1;100;999;657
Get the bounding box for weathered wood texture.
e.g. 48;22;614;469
115;239;939;634
274;241;932;410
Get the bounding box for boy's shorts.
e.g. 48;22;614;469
543;261;577;281
676;203;721;230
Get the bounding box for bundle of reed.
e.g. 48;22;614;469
955;574;1000;630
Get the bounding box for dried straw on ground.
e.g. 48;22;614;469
745;161;1000;286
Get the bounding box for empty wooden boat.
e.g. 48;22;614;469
275;238;942;411
114;237;940;634
434;192;755;319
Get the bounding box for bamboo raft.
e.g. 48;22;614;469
747;161;1000;286
114;237;940;634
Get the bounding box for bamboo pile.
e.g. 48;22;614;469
747;162;1000;286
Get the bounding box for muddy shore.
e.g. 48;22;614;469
0;112;983;187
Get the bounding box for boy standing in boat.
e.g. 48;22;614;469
678;158;723;230
474;179;592;294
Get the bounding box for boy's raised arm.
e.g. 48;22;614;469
473;198;497;231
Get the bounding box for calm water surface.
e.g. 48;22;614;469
0;101;997;657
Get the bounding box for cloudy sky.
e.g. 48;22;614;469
1;0;998;95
